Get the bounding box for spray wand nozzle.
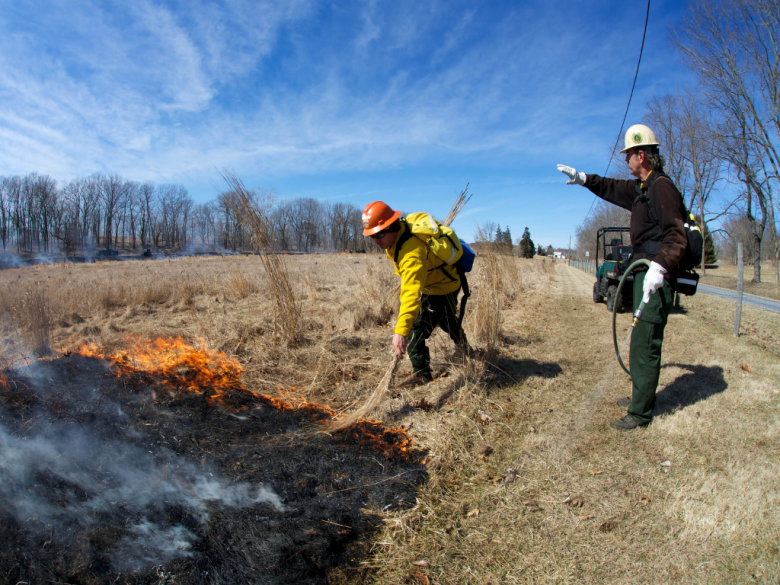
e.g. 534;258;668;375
632;300;646;328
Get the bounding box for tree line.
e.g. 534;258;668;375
480;222;541;258
576;0;780;283
0;172;372;256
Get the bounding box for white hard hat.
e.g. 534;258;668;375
620;124;659;153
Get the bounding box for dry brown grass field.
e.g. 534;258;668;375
699;262;780;301
1;253;778;584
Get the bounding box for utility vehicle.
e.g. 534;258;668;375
593;227;633;312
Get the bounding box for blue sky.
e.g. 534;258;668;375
0;0;695;247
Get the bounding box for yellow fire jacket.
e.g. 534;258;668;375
386;217;461;337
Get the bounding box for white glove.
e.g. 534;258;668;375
642;261;667;304
557;164;586;185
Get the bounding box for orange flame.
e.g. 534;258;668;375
332;420;414;460
67;337;417;458
71;337;244;408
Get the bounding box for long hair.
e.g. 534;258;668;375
640;146;665;172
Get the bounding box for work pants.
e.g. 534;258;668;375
628;270;673;425
408;290;466;376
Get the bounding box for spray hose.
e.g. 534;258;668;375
612;258;652;377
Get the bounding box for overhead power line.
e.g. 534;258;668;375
582;0;651;223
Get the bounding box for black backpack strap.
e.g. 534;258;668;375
632;171;668;257
456;264;470;328
441;232;460;251
634;171;665;226
393;219;413;265
432;232;461;281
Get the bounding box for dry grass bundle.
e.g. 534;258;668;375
220;171;302;345
442;183;472;227
133;279;172;305
328;354;399;430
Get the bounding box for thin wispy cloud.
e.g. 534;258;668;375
0;0;690;244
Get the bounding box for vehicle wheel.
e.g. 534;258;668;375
614;287;625;313
606;285;617;312
593;281;604;303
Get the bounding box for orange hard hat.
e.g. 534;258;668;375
362;201;401;236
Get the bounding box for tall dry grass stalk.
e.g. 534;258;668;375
442;184;472;227
220;171;303;346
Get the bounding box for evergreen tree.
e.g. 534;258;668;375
546;245;554;256
694;215;717;265
520;227;535;258
503;227;513;253
494;224;503;246
537;244;546;256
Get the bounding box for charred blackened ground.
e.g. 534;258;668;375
0;354;426;585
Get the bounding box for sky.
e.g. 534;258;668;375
0;0;696;248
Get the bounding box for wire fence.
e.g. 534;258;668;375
570;259;597;275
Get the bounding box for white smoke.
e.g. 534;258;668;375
0;363;285;573
111;520;196;572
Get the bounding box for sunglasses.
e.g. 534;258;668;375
371;231;387;240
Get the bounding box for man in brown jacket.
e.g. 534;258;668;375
558;124;687;430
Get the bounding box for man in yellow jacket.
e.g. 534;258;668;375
362;201;468;388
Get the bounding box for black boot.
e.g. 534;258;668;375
610;415;642;431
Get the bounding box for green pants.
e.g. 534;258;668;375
408;291;467;376
629;270;673;425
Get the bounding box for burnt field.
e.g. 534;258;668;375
1;253;779;584
0;342;423;584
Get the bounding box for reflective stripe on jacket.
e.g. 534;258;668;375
387;221;461;336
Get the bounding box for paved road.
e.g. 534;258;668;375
698;284;780;314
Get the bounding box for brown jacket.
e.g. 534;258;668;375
584;171;687;272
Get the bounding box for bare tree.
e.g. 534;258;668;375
0;176;19;251
646;90;723;273
95;173;127;250
671;0;780;283
645;94;691;193
718;113;772;280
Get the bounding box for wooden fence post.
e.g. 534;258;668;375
734;243;744;337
